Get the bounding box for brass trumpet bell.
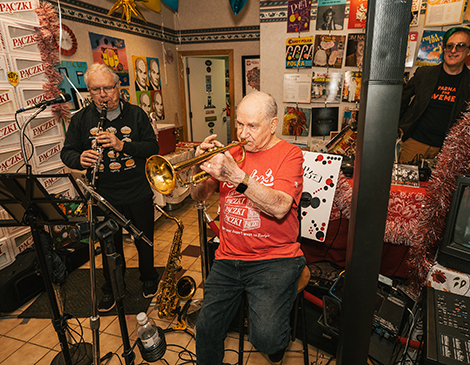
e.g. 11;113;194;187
145;140;247;195
145;155;176;195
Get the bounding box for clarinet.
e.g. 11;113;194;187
74;102;108;216
91;101;108;188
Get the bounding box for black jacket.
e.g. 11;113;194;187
60;100;159;206
399;64;470;142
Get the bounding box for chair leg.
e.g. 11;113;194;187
291;293;300;341
300;292;309;365
238;292;246;365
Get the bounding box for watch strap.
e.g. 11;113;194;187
235;173;249;193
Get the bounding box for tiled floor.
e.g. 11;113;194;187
0;193;336;365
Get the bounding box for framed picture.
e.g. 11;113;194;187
242;55;260;96
72;88;92;110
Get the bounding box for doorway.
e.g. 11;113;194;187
178;50;235;143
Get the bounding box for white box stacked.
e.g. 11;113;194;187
0;237;14;270
0;1;73;269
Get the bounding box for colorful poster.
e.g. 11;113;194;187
326;126;357;155
287;0;312;33
313;34;346;68
341;107;359;130
316;3;345;30
283;106;311;136
311;106;339;136
415;30;445;66
342;71;361;102
348;0;368;29
344;33;366;68
89;32;129;86
286;36;313;68
424;0;465;26
311;72;343;103
410;0;420;26
405;32;419;68
55;61;87;110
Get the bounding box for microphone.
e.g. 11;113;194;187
16;93;72;113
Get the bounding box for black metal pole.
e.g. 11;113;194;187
336;0;412;363
97;220;135;365
25;212;72;365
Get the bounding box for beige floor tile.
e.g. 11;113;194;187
5;318;49;342
0;316;22;335
29;322;61;349
1;342;49;365
35;349;60;365
0;336;25;362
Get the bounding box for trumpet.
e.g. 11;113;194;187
145;140;247;195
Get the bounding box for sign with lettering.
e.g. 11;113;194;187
0;87;18;116
0;118;19;148
0;148;24;173
26;114;62;141
35;140;62;166
0;1;39;26
11;55;46;83
2;20;39;53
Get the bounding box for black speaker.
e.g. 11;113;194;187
365;0;412;83
0;248;45;313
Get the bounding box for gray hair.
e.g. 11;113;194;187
84;63;120;86
237;91;278;124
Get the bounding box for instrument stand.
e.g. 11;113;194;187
0;172;92;365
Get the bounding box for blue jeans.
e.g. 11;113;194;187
195;256;306;365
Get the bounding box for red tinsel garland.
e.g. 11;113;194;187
34;1;69;120
408;105;470;292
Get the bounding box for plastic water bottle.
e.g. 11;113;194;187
136;312;160;350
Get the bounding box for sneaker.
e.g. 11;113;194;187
268;347;286;363
143;280;158;298
98;294;115;312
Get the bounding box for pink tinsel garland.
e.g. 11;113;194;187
34;1;69;120
408;105;470;291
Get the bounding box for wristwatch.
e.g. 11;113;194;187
235;173;249;194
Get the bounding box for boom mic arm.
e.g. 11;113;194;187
16;93;71;113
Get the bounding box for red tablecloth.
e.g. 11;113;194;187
301;175;428;278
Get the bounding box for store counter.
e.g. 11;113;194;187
152;142;199;216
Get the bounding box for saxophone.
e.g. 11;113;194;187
154;204;196;320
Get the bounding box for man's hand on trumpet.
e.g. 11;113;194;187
197;135;245;186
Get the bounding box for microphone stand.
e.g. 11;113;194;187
77;180;153;365
19;105;47;169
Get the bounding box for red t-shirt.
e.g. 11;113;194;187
215;139;304;261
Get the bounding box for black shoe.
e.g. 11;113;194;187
98;294;115;312
268;347;286;363
143;280;158;298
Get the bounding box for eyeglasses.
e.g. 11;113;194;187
88;82;117;95
444;42;470;52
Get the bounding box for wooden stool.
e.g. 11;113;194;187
238;265;311;365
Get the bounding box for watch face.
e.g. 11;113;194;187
59;24;77;56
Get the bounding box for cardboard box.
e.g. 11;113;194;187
157;123;176;155
0;237;14;270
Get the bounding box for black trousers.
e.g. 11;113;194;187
97;195;158;296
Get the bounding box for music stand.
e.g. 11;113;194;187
0;172;91;365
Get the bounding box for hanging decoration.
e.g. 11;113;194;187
34;1;69;120
143;0;162;13
108;0;162;24
58;24;77;56
407;106;470;293
162;0;178;12
229;0;248;15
